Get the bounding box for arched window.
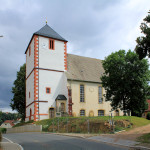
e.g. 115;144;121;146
115;110;119;116
49;108;55;118
61;103;65;112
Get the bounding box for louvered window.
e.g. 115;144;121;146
49;39;55;50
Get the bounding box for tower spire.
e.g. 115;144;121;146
46;17;47;24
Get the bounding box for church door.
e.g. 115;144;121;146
49;108;55;118
61;103;65;112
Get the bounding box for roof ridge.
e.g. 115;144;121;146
67;53;103;61
34;24;67;42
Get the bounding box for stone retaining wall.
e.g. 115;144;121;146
6;125;42;133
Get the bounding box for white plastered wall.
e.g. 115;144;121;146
67;81;123;117
26;37;35;122
39;36;64;71
26;72;34;106
26;38;34;77
38;70;68;119
26;103;34;120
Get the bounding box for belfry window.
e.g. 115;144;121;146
49;39;55;50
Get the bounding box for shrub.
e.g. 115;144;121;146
0;128;6;133
146;112;150;120
0;132;1;142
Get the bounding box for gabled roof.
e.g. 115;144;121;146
66;54;104;83
3;120;15;126
55;95;67;100
145;100;150;112
25;24;67;54
34;24;67;42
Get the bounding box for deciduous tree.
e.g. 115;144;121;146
135;12;150;60
10;64;26;120
101;50;150;116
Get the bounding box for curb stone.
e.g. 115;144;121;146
129;146;150;150
2;137;24;150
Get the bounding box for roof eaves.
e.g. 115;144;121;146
25;33;68;54
67;79;102;84
34;33;68;42
25;34;34;54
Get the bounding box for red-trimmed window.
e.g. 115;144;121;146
29;92;30;98
49;39;55;50
29;46;31;56
46;87;51;94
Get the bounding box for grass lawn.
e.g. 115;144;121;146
137;133;150;143
13;116;150;133
35;116;150;127
113;116;150;128
13;120;34;128
34;116;150;132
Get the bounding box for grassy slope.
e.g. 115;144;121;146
13;116;150;133
13;120;34;128
35;116;150;131
137;133;150;143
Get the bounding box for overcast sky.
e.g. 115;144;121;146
0;0;150;113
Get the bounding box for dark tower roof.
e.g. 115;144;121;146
25;24;67;53
55;95;67;100
34;24;67;42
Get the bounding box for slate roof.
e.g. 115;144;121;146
66;54;104;83
34;24;67;42
55;95;67;100
25;24;67;53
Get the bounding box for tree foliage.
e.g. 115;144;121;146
0;112;20;125
10;64;26;120
146;112;150;120
135;12;150;60
101;50;150;116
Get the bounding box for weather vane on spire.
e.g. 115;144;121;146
46;17;48;24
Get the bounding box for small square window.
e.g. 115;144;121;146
98;110;104;116
80;110;85;116
46;87;51;94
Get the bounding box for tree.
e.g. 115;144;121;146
135;12;150;60
147;112;150;120
10;64;26;120
0;112;20;125
101;50;150;116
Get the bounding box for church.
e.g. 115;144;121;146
25;24;123;121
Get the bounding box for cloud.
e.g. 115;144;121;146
0;0;150;111
1;107;17;113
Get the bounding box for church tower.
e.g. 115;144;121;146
25;24;68;121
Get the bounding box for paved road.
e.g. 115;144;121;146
3;132;128;150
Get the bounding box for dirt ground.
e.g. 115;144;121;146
102;124;150;147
